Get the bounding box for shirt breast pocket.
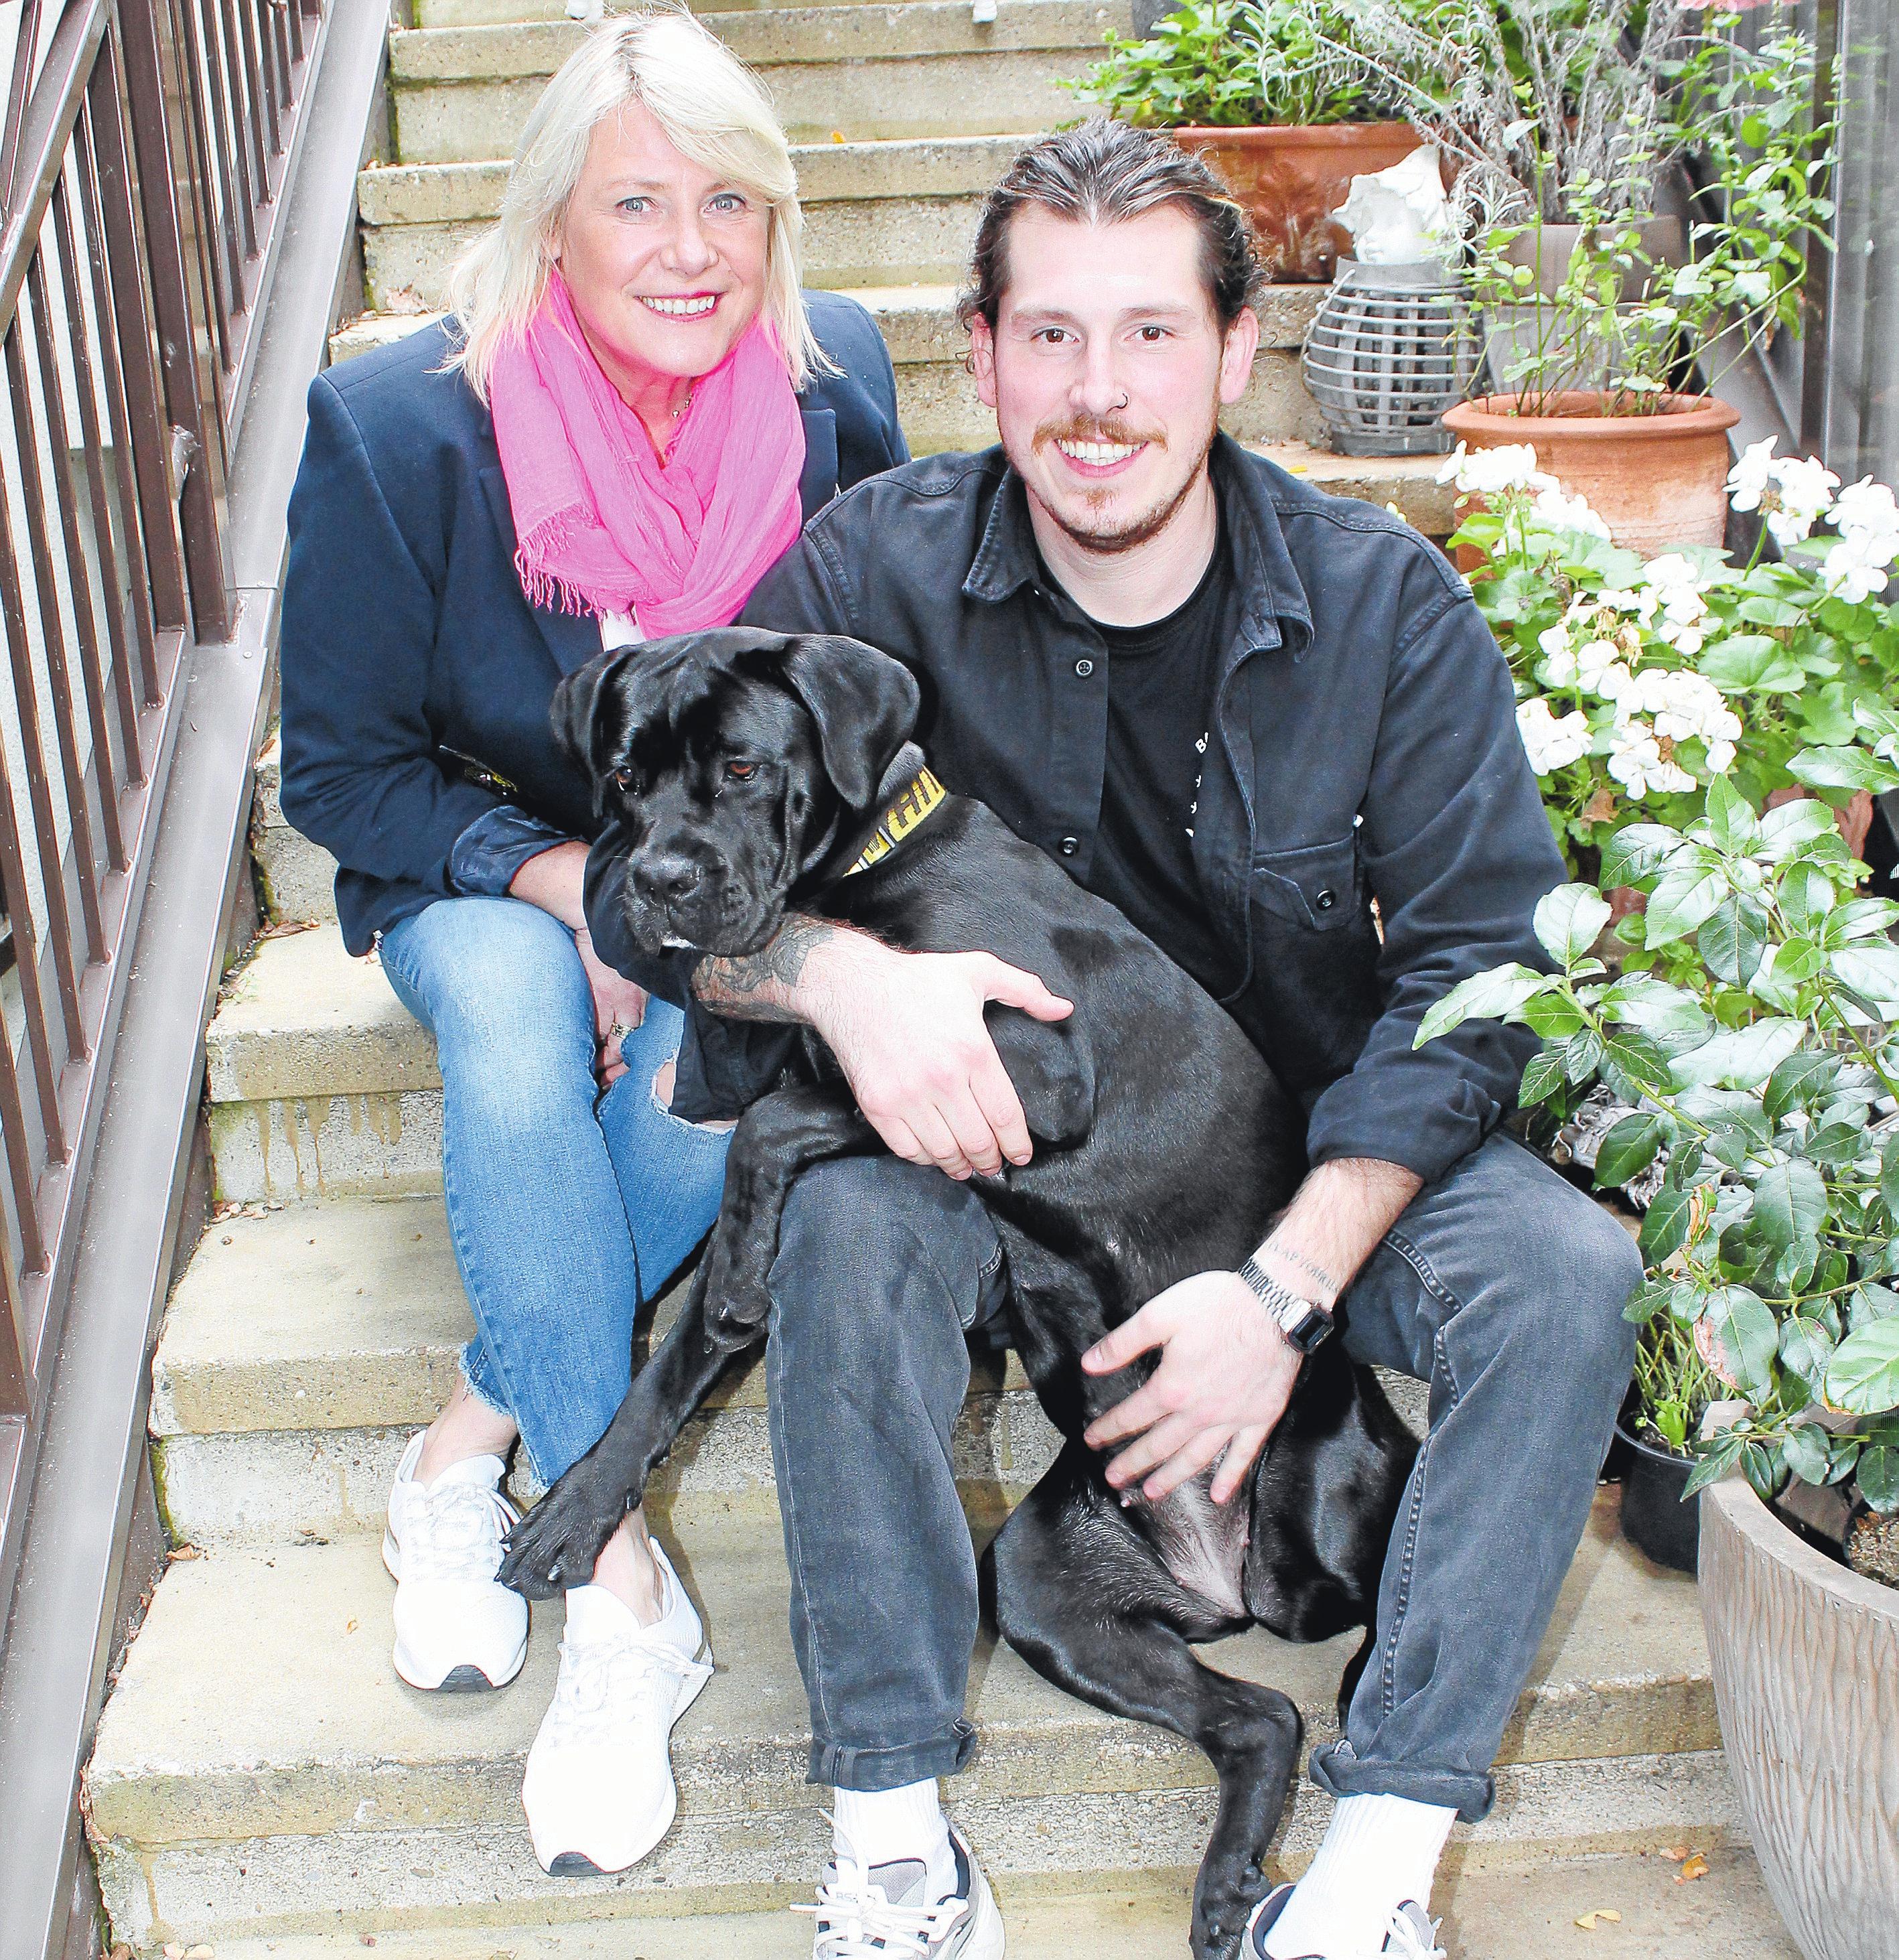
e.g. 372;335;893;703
1250;834;1364;932
1247;832;1382;1087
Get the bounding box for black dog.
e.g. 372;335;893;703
499;627;1417;1959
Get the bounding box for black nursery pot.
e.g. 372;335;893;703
1615;1420;1700;1574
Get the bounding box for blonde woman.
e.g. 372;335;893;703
279;9;904;1875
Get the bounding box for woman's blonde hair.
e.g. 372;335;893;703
444;7;821;399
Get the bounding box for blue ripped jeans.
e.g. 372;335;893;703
380;897;731;1483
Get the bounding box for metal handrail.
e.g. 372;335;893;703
0;0;325;1545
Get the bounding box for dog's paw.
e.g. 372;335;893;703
498;1482;625;1600
1191;1853;1269;1960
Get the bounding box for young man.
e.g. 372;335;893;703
595;122;1643;1959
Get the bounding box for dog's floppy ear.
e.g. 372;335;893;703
778;634;921;810
549;647;637;786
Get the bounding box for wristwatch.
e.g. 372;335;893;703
1236;1256;1335;1355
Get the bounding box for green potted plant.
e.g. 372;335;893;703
1440;437;1896;879
1307;0;1833;551
1068;0;1423;281
1415;755;1899;1953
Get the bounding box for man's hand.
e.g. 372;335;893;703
1080;1272;1302;1504
815;940;1074;1177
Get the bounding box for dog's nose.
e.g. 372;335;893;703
634;853;703;904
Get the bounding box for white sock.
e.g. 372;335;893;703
832;1780;955;1899
1263;1794;1456;1958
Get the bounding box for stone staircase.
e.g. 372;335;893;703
80;2;1765;1954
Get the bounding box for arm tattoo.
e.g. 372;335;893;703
692;916;835;1022
1267;1241;1339;1297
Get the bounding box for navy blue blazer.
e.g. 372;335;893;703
279;293;908;955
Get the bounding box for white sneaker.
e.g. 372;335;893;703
382;1431;528;1692
522;1543;714;1875
797;1827;1005;1959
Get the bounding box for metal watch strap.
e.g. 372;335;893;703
1236;1255;1334;1355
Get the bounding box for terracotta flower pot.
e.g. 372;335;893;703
1441;391;1742;557
1698;1478;1899;1959
1170;124;1422;283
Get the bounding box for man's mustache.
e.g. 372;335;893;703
1034;417;1168;451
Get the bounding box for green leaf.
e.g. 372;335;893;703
1683;1431;1750;1499
1701;772;1762;853
1639;1176;1700;1263
1884;1134;1899;1220
1763;1050;1839;1124
1521;993;1588;1039
1780;1421;1833;1486
1742;1439;1783;1502
1413;965;1548;1046
1788;746;1899;794
1622;1276;1675;1326
1857;1444;1899;1512
1800;1120;1869;1166
1779;1312;1838;1389
1698;896;1770;990
1519;1048;1569;1107
1670;1019;1807;1091
1705;1285;1780;1398
1825;1319;1899;1415
1533;886;1613;967
1599;976;1709;1038
1758;796;1843;861
1600;1028;1675;1097
1594;1113;1665;1188
1600;824;1685;888
1563;1028;1604;1084
1753;1159;1829;1253
1644;855;1730;947
1849;1283;1899;1330
1831;944;1899;1010
1700;633;1805;691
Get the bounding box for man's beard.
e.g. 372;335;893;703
1016;407;1220;556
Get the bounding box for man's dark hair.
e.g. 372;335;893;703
957;121;1266;336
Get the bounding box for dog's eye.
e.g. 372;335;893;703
612;768;638;795
726;760;758;781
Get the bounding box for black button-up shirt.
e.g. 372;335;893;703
598;437;1565;1184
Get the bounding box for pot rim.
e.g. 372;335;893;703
1443;391;1742;441
1704;1477;1899;1623
1170;122;1421;145
1614;1417;1695;1468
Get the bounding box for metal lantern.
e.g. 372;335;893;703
1301;261;1477;458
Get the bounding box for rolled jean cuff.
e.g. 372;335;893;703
808;1720;977;1793
1308;1740;1494;1825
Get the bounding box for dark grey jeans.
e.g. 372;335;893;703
763;1129;1641;1820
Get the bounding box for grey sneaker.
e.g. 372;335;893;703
1247;1884;1447;1960
796;1827;1005;1959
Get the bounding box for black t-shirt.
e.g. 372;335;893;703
1064;517;1241;998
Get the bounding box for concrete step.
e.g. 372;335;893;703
86;1498;1732;1950
131;1845;1809;1960
387;2;1130;161
149;1194;1061;1546
253;728;338;925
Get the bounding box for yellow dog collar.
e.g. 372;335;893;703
841;766;948;877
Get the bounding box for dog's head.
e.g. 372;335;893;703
551;626;921;957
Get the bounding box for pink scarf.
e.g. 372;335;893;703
488;270;806;631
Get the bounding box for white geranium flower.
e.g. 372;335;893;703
1767;454;1841;545
1530;485;1612;539
1516;697;1592;776
1704;736;1737;774
1650;672;1742;770
1726;437;1778;512
1573;638;1627;695
1438;442;1553;497
1607;720;1667;796
1832;476;1899;547
1821;533;1892;604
